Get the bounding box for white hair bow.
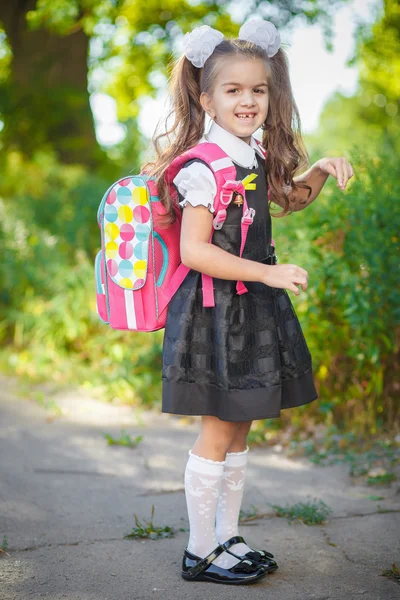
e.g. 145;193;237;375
182;18;281;68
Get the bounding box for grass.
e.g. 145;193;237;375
366;494;385;501
239;504;260;520
124;505;175;540
103;430;143;448
30;390;63;416
238;498;333;526
287;430;399;486
381;563;400;584
366;472;397;486
268;497;333;525
0;535;9;557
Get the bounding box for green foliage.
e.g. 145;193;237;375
381;564;400;584
269;497;333;525
124;505;175;540
0;150;163;407
247;417;283;444
103;430;143;447
0;0;398;439
287;428;400;486
307;0;400;158
0;0;349;164
0;27;11;84
353;0;399;107
272;144;400;434
34;391;63;416
238;504;259;520
26;0;117;36
366;472;397;486
0;142;398;430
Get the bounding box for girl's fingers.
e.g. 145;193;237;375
342;158;351;181
320;158;337;178
296;267;308;278
337;158;346;186
295;279;308;290
322;157;354;184
290;285;300;295
338;158;354;188
342;160;352;182
347;163;354;179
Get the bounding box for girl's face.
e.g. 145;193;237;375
200;57;269;144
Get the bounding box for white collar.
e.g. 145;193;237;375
202;120;265;168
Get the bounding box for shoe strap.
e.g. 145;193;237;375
226;535;275;560
230;535;274;559
224;535;245;545
246;549;275;561
185;536;246;579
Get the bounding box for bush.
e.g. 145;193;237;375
0;150;163;407
273;145;400;434
0;146;398;432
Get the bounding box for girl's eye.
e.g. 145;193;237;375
227;88;266;94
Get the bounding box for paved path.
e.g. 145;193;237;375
0;375;399;599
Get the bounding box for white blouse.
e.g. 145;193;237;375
172;122;266;214
173;160;217;214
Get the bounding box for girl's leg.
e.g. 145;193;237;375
216;421;256;555
227;420;252;452
191;415;242;460
184;416;245;568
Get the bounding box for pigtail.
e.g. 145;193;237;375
142;56;206;225
143;37;312;224
262;49;312;216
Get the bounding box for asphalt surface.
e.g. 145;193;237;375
1;375;399;600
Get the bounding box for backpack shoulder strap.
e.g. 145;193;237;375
254;138;268;159
164;142;236;203
165;142;256;309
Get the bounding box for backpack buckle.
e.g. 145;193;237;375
241;207;255;225
213;209;227;230
220;189;233;205
220;180;245;206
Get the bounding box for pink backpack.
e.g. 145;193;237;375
94;141;274;331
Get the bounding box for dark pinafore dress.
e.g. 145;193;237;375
161;155;318;422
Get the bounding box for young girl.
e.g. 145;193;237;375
144;18;353;585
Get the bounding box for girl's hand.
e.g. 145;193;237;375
316;157;354;191
261;264;308;296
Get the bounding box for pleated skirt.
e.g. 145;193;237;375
162;269;318;422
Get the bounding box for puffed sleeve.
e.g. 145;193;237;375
173;160;217;214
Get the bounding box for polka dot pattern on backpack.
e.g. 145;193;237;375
104;178;151;290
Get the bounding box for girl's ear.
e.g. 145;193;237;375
200;92;215;120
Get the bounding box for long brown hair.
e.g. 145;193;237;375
142;38;311;225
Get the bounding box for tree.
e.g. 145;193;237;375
0;0;350;167
306;0;399;157
0;0;101;166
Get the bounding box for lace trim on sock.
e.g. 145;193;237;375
226;445;249;457
188;449;226;464
187;450;226;476
225;445;249;467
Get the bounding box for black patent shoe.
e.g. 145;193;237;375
181;536;269;584
223;535;279;572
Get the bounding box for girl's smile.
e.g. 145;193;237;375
200;57;269;143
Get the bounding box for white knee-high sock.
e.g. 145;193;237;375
215;445;254;556
184;450;243;569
